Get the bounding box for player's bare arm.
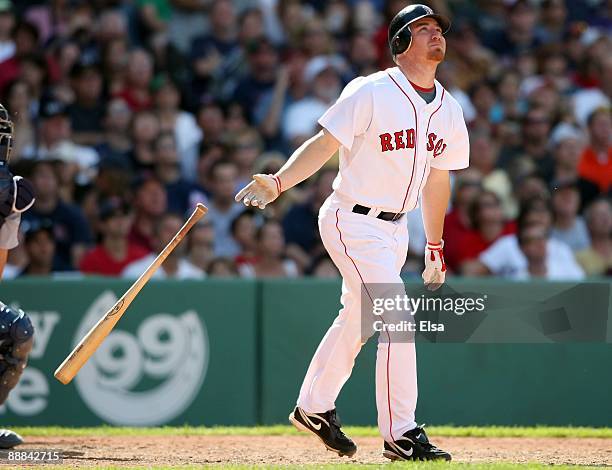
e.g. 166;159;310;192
235;129;340;209
421;168;450;244
421;168;450;290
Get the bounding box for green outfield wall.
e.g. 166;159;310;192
0;279;258;427
0;279;610;427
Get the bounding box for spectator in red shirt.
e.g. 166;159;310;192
443;170;483;272
112;48;153;112
129;175;168;251
578;107;611;194
457;190;516;274
79;198;149;276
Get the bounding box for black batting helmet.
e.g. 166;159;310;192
388;4;451;57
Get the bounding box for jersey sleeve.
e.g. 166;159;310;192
318;77;373;150
430;104;470;171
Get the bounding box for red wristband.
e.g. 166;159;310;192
426;240;446;272
271;174;282;195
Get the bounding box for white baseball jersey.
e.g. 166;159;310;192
297;67;470;442
319;66;469;212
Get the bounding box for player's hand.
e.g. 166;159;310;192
422;240;446;291
235;174;281;210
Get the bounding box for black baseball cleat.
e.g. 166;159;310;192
383;425;451;461
289;406;357;457
0;429;23;449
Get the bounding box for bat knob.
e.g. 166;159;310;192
195;203;208;216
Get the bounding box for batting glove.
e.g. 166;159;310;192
235;174;281;210
422;240;446;291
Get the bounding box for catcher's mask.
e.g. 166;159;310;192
0;104;13;164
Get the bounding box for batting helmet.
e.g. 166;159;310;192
388;4;451;57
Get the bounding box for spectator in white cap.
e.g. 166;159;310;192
282;55;346;149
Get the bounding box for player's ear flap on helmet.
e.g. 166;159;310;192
391;23;413;57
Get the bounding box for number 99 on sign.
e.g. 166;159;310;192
92;315;187;388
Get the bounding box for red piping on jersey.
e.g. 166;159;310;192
334;208;395;442
335;208;373;303
409;80;435;93
414;161;429;211
385;332;393;442
388;72;418;214
413;89;445;210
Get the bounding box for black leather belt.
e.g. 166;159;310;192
352;204;404;221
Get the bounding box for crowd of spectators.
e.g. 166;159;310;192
1;0;610;280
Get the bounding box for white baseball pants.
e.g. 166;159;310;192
297;194;417;442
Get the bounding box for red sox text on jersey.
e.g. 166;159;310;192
379;130;447;157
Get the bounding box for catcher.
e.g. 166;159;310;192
0;103;36;448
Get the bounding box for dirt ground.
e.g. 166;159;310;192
16;435;612;467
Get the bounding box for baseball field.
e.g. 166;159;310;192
8;425;612;468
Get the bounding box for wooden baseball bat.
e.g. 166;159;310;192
54;203;208;385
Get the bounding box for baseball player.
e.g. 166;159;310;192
0;104;36;448
236;4;468;461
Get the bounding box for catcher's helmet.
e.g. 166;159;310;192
388;4;451;57
0;104;13;163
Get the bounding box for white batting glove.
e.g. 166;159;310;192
422;240;446;291
234;174;281;210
